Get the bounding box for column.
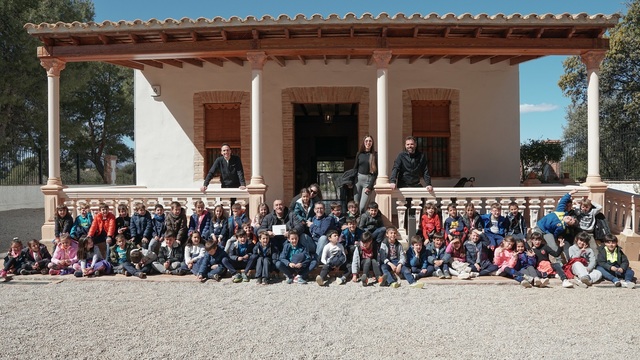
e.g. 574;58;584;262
245;51;268;220
371;51;394;227
580;51;608;205
40;58;67;245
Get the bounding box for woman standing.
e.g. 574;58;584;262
353;135;377;213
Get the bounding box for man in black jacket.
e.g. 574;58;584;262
200;143;246;191
390;136;433;192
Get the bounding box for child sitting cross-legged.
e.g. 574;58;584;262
596;234;636;288
465;229;498;277
19;239;52;276
197;238;234;282
74;236;111;277
151;231;184;275
2;238;24;281
48;233;78;276
123;249;151;279
564;231;602;288
426;233;451;279
276;230;311;284
179;230;206;276
351;231;382;286
406;235;429;281
513;239;548;288
529;231;573;288
445;234;472;280
493;236;535;288
227;229;257;283
316;230;348;286
379;227;423;289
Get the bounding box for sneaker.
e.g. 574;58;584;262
74;271;83;278
458;272;471;280
262;277;270;285
336;276;345;285
520;280;532;288
212;274;221;282
379;274;389;287
523;275;535;283
124;271;132;277
574;278;587;288
242;273;249;282
562;279;574;288
533;277;542;287
469;272;479;278
40;268;49;275
286;277;293;284
59;269;71;275
443;270;452;279
255;277;262;285
360;274;368;286
614;280;622;287
232;273;243;283
19;269;30;276
294;275;300;282
390;281;400;288
0;270;7;278
49;269;60;275
580;275;592;287
540;278;550;288
94;270;103;277
378;275;385;284
410;282;424;289
625;281;636;289
435;269;444;279
316;275;326;286
297;276;308;284
137;272;147;279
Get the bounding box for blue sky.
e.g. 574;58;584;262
92;0;627;143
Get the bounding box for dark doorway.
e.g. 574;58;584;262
294;103;359;206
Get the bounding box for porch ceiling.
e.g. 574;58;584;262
25;12;620;69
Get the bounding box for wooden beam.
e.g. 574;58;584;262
98;34;110;45
284;28;290;39
159;32;169;43
382;27;388;37
474;27;482;38
566;27;576;38
271;55;286;67
223;57;244;66
297;55;306;65
157;59;183;68
389;55;399;64
469;55;492;64
428;55;444;64
180;58;204;67
70;36;81;46
503;27;513;38
510;55;541;65
448;55;467;64
191;31;199;42
135;59;163;68
129;34;140;43
220;29;228;41
413;27;420;38
40;36;54;46
317;28;322;38
443;27;451;37
201;57;224;67
106;60;144;70
350;27;354;37
533;28;544;38
409;55;423;64
490;55;514;64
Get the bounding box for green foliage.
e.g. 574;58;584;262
558;0;640;181
520;139;564;182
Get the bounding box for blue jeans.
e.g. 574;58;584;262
381;259;416;284
597;266;634;283
315;235;328;257
276;261;309;280
425;263;450;277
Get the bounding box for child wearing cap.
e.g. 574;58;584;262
596;234;635;288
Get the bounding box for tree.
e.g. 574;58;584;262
559;0;640;181
520;139;564;182
61;63;134;183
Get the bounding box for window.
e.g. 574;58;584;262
204;103;241;173
412;100;450;177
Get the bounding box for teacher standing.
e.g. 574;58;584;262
352;135;378;213
389;136;433;192
200;143;246;192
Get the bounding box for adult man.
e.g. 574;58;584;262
200;143;246;192
389;136;433;192
259;199;305;253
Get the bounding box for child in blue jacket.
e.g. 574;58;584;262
197;238;235;282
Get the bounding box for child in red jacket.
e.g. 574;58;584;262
420;203;441;242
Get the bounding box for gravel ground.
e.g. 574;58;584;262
1;276;639;359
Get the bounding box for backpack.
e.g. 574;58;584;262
593;213;611;240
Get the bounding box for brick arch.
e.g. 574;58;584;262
193;91;251;183
281;87;369;200
402;88;461;179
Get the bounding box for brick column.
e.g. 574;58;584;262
246;51;268;220
40;58;67;241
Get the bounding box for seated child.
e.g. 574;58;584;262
180;230;206;275
70;203;93;240
228;203;248;242
505;202;527;241
109;234;134;275
426;233;451;278
130;202;153;248
149;204;167;254
513;239;548;288
529;231;574;288
480;203;510;250
565;231;602;288
345;200;360;225
358;202;386;243
253;231;278;285
74;236;111;277
276;230;311;284
210;205;230;245
574;198;603;253
242;220;258;245
189;200;212;241
251;203;270;235
379;227;423;289
48;233;78;275
54;205;73;248
329;202;346;230
197;239;234;282
444;204;466;243
2;238;24;281
308;202;338;257
227;229;257;283
152;231;185;275
122;249;150;279
445;234;472;279
88;202;116;259
351;231;382;286
115;204;132;243
596;234;635;288
420;203;442;242
464;229;498;277
493;236;534;288
165;201;188;245
340;218;363;255
316;230;350;286
19;239;52;275
406;235;429;280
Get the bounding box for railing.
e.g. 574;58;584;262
603;188;639;236
62;186;250;218
392;185;589;238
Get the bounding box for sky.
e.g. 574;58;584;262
92;0;628;143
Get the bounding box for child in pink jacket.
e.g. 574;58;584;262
48;234;78;275
493;236;534;288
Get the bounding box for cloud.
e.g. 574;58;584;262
520;103;559;113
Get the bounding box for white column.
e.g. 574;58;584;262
247;51;268;185
41;59;66;184
581;51;606;184
373;50;392;182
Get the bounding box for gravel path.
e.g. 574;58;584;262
1;276;638;359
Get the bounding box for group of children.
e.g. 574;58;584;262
2;194;636;289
